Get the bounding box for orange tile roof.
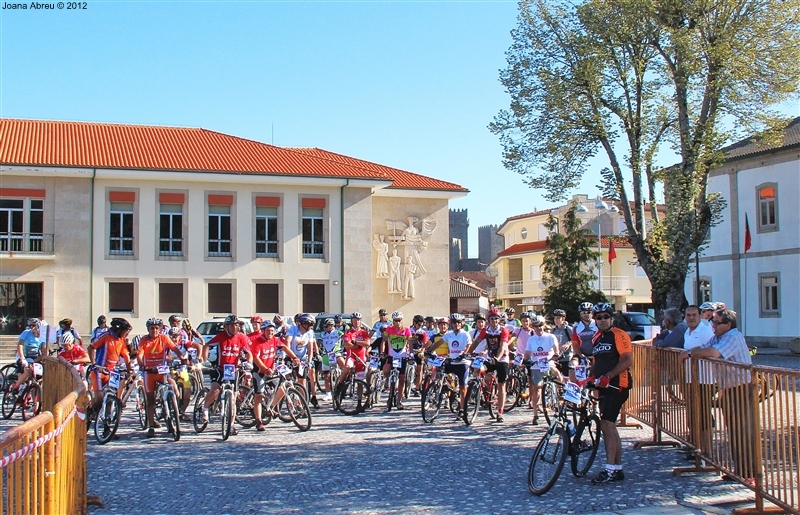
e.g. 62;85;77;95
289;147;468;192
497;236;633;257
0;118;466;191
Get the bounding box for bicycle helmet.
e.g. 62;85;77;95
424;315;435;323
60;332;75;346
168;326;182;337
412;314;425;324
168;314;181;324
324;318;336;326
553;309;566;317
109;317;132;334
474;313;486;321
146;317;163;328
250;315;263;326
260;320;275;329
27;318;41;327
505;307;515;315
182;319;193;331
129;334;142;353
224;314;239;325
592;303;614;316
699;301;715;311
500;313;508;321
378;309;388;316
578;302;594;312
273;314;284;324
519;311;532;320
391;311;403;320
531;315;546;327
351;311;362;320
449;313;465;323
488;308;501;318
334;314;343;324
298;313;315;325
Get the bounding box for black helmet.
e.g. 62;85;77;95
578;302;594;312
592;303;614;316
97;315;107;325
412;314;425;324
109;317;132;335
378;309;388;316
553;309;566;317
224;314;239;325
334;314;343;323
424;316;435;323
474;313;486;321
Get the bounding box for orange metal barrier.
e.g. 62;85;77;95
628;342;800;515
0;357;87;515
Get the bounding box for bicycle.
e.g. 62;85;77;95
150;364;182;442
420;355;461;423
89;364;128;444
527;378;602;495
333;354;372;415
462;355;502;425
191;363;239;440
0;362;20;393
272;360;312;431
366;352;384;409
385;353;407;412
1;361;43;421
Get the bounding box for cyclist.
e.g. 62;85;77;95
427;313;472;414
88;318;134;412
250;320;300;431
507;312;534;407
381;311;413;410
247;316;263;339
333;314;348;333
370;309;390;350
181;318;205;346
550;309;573;375
571;302;597;376
425;318;451;358
469;313;486;342
423;316;437;340
201;315;253;434
699;302;715;326
91;315;109;343
410;315;429;396
167;326;201;421
588;303;632;484
273;314;291;339
318;317;344;402
11;318;47;392
286;313;319;408
465;308;511;422
57;318;83;347
139;318;188;437
505;307;519;328
338;312;371;390
165;315;189;341
523;315;562;425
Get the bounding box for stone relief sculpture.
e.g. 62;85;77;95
374;216;437;299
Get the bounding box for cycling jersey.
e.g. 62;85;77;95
525;332;559;364
286;327;315;361
139;334;182;369
411;327;429;350
319;329;344;355
429;333;449;357
372;320;390;341
249;335;285;371
442;330;472;359
475;326;510;362
91;332;131;370
18;329;44;359
509;326;534;354
572;320;598;356
58;344;88;363
590;327;632;389
207;331;251;368
343;327;369;362
384;326;412;358
91;326;109;343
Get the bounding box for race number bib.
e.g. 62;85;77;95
109;372;121;389
564;382;581;405
157;364;170;375
369;357;380;369
188;348;198;361
32;362;44;376
471;356;486;369
355;371;367;381
276;364;291;376
223;364;236;381
392;357;402;369
427;357;444;368
574;365;587;381
298;362;307;376
328;352;337;363
537;358;550;372
514;354;523;366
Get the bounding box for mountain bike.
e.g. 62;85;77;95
151;364;181;442
334;354;372;415
366;352;384;409
527;378;602;495
385;353;406;412
420;355;461;423
2;361;43;421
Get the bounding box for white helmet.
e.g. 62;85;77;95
60;332;75;346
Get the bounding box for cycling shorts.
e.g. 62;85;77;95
209;367;224;385
382;356;410;374
253;371;278;395
442;361;470;387
484;361;509;384
598;386;630;423
89;368;109;392
143;371;169;394
173;368;191;389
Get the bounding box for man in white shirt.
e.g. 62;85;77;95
680;304;715;459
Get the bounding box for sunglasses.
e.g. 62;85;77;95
711;320;730;326
594;314;612;320
580;311;592;314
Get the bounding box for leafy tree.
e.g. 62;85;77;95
491;0;800;314
542;204;607;322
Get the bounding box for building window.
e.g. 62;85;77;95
109;282;135;312
0;199;23;252
159;204;183;256
302;284;325;313
255;283;279;313
529;264;541;281
256;206;278;257
520;227;528;240
0;282;43;335
158;282;184;314
698;278;712;305
757;184;778;233
208;205;231;256
759;273;780;318
110;202;134;255
302;208;324;258
634;265;647;278
208;283;233;314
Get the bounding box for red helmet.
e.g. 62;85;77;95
251;315;263;326
488;308;502;318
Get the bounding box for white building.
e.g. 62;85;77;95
0;119;467;339
684;117;800;352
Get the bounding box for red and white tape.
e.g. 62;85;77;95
0;407;77;469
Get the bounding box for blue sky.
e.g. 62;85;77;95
1;1;797;258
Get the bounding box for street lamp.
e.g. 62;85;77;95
577;198;619;293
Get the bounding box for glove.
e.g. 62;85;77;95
595;375;610;388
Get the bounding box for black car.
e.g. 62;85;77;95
614;311;657;342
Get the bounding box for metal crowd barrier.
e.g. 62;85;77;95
0;356;87;515
627;342;799;515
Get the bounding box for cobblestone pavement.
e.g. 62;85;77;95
75;394;765;515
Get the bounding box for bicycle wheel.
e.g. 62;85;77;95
21;383;42;421
463;381;480;426
448;389;460;413
421;381;443;423
541;381;560;426
221;390;234;441
404;363;416;399
369;373;383;409
135;384;147;429
571;414;601;477
2;388;18;419
528;425;569;495
387;377;396;412
193;388;209;433
94;396;122;445
165;390;181;442
0;363;19;392
284;387;312;431
337;378;369;415
504;373;519;413
236;387;257;428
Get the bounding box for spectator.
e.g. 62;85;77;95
653;308;687;348
91;315;109;343
680;305;715;459
681;309;754;482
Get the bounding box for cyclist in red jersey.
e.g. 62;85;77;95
247;316;263;340
88;318;133;412
465;308;511;422
338;312;371;389
250;320;300;430
201;315;253;432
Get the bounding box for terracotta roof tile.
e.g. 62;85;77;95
450;278;486;298
497;236;633;257
0;118;466;191
449;272;495;291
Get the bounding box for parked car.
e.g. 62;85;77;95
614;311;658;342
196;317;257;363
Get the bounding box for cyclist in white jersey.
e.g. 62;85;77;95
427;313;472;414
318;318;344;401
524;315;562;424
571;302;598;377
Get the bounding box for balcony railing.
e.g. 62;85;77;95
0;233;54;255
256;239;279;258
593;276;630;294
302;240;324;258
494;280;547;297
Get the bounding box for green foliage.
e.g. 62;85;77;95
491;0;800;312
541;204;607;322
